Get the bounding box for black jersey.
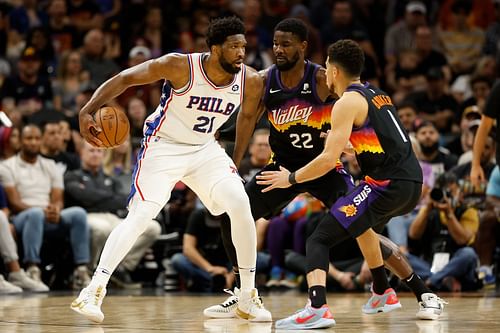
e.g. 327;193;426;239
345;82;422;182
263;61;333;169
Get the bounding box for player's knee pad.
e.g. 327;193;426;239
126;199;162;234
213;178;251;216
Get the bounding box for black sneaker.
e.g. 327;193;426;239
110;267;142;289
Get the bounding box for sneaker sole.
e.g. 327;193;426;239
276;318;336;330
362;302;402;314
203;308;237;318
416;310;440;320
70;303;104;323
235;308;272;322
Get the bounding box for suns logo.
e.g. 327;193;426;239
339;204;357;217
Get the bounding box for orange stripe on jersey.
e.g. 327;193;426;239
349;127;384;154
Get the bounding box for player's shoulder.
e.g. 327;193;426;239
157;52;190;69
338;90;368;109
243;65;264;90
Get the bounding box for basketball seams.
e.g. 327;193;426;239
112;107;119;146
98;108;112;147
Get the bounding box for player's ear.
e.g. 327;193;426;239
211;44;221;57
301;40;308;52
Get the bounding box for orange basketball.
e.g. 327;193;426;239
93;106;130;148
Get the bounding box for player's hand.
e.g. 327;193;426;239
79;111;103;147
337;271;356;291
256;166;292;192
470;163;485;189
207;266;228;276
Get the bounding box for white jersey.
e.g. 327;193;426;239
143;53;245;145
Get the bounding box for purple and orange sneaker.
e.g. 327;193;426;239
362;287;402;314
275;303;336;330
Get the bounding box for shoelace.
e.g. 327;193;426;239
220;289;238;307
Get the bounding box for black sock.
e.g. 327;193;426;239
308;285;327;308
370;265;390;294
403;273;431;302
234;269;241;289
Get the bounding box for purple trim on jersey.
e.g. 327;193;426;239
345;82;369;96
329;177;391;230
275;60;311;92
311;63;323;104
144;85;172;137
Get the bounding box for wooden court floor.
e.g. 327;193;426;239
1;290;499;333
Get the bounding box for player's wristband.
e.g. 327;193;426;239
288;172;298;185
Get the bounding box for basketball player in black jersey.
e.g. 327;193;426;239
258;40;447;329
205;19;444;323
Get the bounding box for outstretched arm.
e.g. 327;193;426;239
79;53;188;146
232;68;265;168
257;95;358;191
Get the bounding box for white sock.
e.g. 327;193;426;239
89;199;161;289
239;267;256;291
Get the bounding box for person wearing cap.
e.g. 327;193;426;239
1;46;54;118
445;105;482;159
385;1;432;90
116;45;160;112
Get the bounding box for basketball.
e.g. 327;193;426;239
93;106;130;148
282;195;309;222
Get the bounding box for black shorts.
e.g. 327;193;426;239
328;177;421;238
245;162;354;220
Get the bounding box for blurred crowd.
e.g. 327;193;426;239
0;0;499;294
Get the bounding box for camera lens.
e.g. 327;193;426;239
430;188;444;202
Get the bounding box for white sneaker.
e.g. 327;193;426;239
70;285;107;323
9;269;49;292
236;288;272;322
203;288;240;318
26;265;42;282
416;293;447;320
0;275;22;294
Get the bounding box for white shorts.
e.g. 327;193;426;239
128;136;243;215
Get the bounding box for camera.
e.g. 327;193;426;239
430;187;451;203
430;172;457;203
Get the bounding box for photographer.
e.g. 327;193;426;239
408;172;481;291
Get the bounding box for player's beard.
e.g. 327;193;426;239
219;55;241;74
276;51;299;71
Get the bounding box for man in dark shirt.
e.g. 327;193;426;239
171;207;233;292
41;121;80;174
64;142;161;287
1;47;53;118
404;68;458;133
238;129;271;183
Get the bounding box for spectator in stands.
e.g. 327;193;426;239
320;0;369;47
0;124;90;289
26;27;56;77
438;0;485;76
117;46;160;113
134;6;165;58
67;0;103;36
125;97;148;156
450;55;497;104
0;184;49;293
239;129;271;183
483;0;500;58
460;75;493;114
397;102;419;134
1;46;53;119
446;105;482;160
102;137;133;195
0;126;20;160
64;142;160;288
52;50;90;118
408;172;481;291
405;67;458;134
414;25;450;81
385;1;431;90
171;207;233;292
47;0;78;56
81;28;119;87
415;120;458;177
8;0;47;36
451;131;496;206
40;120;80;173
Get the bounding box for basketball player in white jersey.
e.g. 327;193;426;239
71;16;271;323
